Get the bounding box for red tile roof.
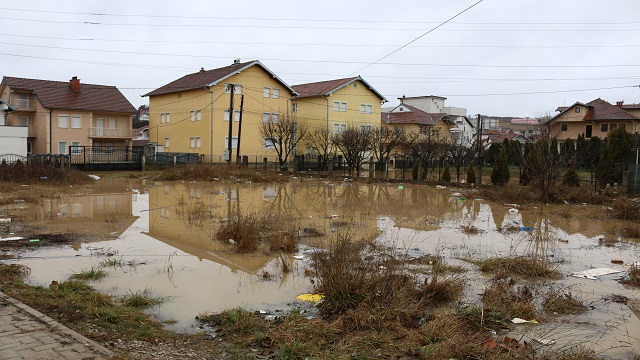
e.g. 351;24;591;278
583;98;638;121
2;76;135;113
144;60;296;97
622;103;640;110
382;103;450;125
292;76;387;101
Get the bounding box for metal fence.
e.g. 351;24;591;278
0;153;27;165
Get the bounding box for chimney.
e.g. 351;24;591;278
616;100;624;108
233;58;241;65
70;76;81;92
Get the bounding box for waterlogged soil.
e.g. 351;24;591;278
1;177;640;359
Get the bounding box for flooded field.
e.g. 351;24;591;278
2;177;640;358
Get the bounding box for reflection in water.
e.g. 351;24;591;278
11;179;640;357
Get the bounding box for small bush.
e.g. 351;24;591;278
562;167;581;187
0;163;91;185
621;263;640;287
482;281;537;320
0;263;31;282
217;210;263;253
542;288;587;315
268;231;298;253
476;256;562;279
612;197;640;220
490;147;510;186
466;165;476;185
121;288;165;308
442;163;451;182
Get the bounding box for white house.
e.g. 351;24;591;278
0;99;28;157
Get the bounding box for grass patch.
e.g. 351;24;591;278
460;224;480;235
70;267;107;281
0;263;30;282
619;224;640;238
217;209;263;253
0;162;92;185
475;256;562;279
542;288;587;315
612;197;640;220
268;231;298;253
482;281;537;321
175;196;211;226
121;288;165;308
621;262;640;287
156;164;290;183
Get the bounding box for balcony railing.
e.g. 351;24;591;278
89;127;133;138
10;98;36;111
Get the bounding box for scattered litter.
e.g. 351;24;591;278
264;315;277;321
88;174;101;180
519;226;534;231
0;236;25;242
508;208;519;214
0;218;11;223
330;214;339;219
558;239;569;244
397;185;404;190
13;200;25;203
86;246;103;251
293;255;304;260
572;267;624;280
303;248;327;254
228;239;237;245
611;259;624;265
28;239;40;243
611;295;628;304
258;310;268;314
110;232;118;235
296;293;324;302
533;338;555;346
451;192;462;197
458;197;467;201
435;185;446;189
511;318;539;324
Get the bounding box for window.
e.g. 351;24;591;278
264;137;276;149
58;141;67;154
272;88;279;99
263;113;270;123
165;137;170;148
610;124;617;131
561;124;568;131
190;111;196;121
196;110;202;121
195;137;201;148
340;124;346;133
333;124;340;134
292;103;298;113
71;141;81;154
190;137;195;148
19;93;28;108
575;107;580;113
601;123;608;132
224;110;240;122
27;142;32;154
585;125;592;138
108;118;116;130
71;115;81;129
360;104;373;114
19;115;28;127
333;101;340;112
340;102;347;112
58;115;69;128
161;113;165;124
224;110;230;121
272;113;279;123
166;113;170;123
264;87;270;98
225;84;242;94
224;136;238;149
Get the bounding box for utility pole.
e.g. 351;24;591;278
236;95;244;164
476;114;483;186
226;84;235;164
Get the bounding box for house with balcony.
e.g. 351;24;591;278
382;102;457;140
548;98;640;142
144;60;297;162
0;76;136;154
291;76;387;156
0;98;28;157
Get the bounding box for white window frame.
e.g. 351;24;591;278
333;124;340;135
190;111;196;121
224;110;231;121
190;137;195;148
340;102;347;112
107;118;116;130
196;110;202;121
224;136;238;149
263;87;270;98
263;112;270;123
195;137;201;148
271;113;279;124
333;101;340;112
165;113;170;123
19;115;29;127
58;141;68;154
71;115;82;129
340;124;346;133
292;103;298;113
165;137;170;148
234;110;240;122
71;141;81;154
58;115;69;128
161;113;165;124
225;83;242;94
264;137;277;149
272;88;279;99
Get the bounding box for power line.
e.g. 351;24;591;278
350;0;485;75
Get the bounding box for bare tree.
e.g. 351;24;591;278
449;132;476;182
406;126;449;180
260;114;307;170
333;127;371;176
370;126;405;174
305;127;337;169
521;127;563;202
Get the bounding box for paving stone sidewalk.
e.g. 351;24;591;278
0;291;113;360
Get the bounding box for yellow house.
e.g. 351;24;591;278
549;98;640;142
144;60;297;162
0;76;135;154
291;76;387;155
382;102;456;146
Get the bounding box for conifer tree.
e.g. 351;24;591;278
491;147;510;185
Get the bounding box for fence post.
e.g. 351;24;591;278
141;155;146;171
368;157;374;178
328;158;333;176
263;157;267;169
26;154;31;165
173;155;177;168
243;155;248;167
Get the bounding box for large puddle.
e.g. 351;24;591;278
3;178;640;358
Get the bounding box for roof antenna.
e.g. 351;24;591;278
233;58;241;65
199;67;205;73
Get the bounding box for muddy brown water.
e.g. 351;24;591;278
1;178;639;358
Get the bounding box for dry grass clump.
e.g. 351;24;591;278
268;231;298;253
542;288;587;315
477;256;562;279
0;263;31;282
611;197;640;220
0;162;91;185
555;185;610;205
157;164;290;183
461;224;480;234
482;281;537;320
418;274;464;306
619;224;640;238
175;196;211;226
216;210;263;253
621;262;640;287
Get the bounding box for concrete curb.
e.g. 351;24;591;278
0;290;114;359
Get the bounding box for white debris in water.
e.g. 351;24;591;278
572;267;624;280
88;174;100;180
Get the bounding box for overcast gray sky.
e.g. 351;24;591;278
1;0;639;117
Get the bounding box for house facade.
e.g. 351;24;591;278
549;98;640;141
382;102;456;143
144;60;296;162
0;76;136;154
291;76;387;154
